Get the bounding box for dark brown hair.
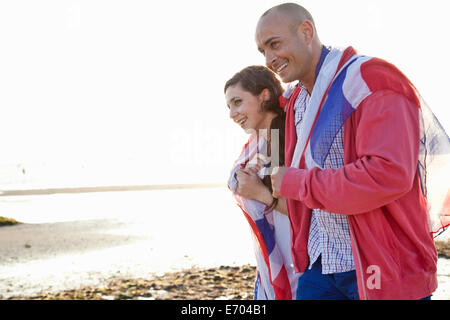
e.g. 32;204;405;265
224;65;284;118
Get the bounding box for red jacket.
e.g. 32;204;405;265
281;86;438;299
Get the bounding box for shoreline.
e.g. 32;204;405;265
0;182;225;197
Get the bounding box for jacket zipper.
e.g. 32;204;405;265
348;218;368;300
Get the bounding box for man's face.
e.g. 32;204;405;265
255;12;313;84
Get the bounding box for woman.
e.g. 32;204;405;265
224;65;301;300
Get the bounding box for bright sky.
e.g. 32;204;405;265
0;0;448;184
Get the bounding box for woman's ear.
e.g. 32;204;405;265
259;88;271;102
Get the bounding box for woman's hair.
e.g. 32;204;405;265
224;65;285;197
262;113;285;201
224;65;284;117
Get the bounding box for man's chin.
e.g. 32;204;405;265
279;73;295;84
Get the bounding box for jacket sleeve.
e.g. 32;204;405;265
280;90;420;215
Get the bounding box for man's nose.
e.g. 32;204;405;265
265;51;276;70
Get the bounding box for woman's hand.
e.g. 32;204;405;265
235;167;269;201
246;153;267;174
235;167;289;215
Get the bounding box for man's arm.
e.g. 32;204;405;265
273;90;420;215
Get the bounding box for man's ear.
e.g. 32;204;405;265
298;20;315;45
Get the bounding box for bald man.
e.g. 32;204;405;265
255;3;440;300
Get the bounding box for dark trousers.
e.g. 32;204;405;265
296;256;359;300
296;256;432;300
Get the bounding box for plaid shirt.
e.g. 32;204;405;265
294;86;355;274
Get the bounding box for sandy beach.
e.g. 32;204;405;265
0;186;449;300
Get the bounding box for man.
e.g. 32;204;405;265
255;3;449;299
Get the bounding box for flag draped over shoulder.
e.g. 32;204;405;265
418;96;450;235
281;46;450;236
227;134;300;300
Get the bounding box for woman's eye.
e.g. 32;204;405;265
234;99;242;106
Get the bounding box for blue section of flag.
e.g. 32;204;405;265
255;217;275;254
311;61;356;167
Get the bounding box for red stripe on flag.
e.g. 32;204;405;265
237;204;292;299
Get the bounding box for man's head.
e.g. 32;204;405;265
255;3;322;88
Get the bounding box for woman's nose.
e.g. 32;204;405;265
229;107;238;120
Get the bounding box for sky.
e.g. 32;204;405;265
0;0;448;185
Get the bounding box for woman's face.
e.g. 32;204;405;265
225;83;271;133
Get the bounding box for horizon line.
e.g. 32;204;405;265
0;182;226;197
